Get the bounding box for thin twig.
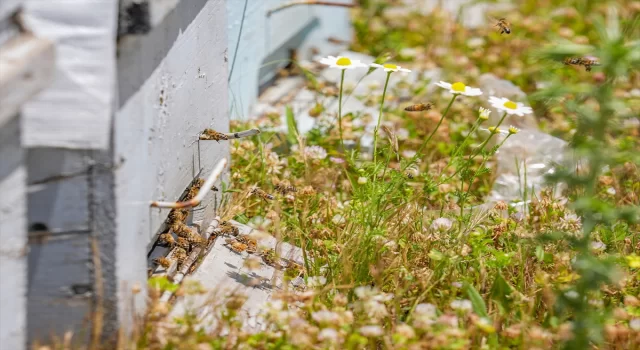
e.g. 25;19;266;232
267;1;355;16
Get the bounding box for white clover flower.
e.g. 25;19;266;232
307;276;327;288
478;107;491;120
355;286;378;299
414;303;437;318
430;217;453;233
318;328;339;342
590;241;607;252
450;299;473;312
312;310;341;324
365;300;389;319
359;325;384;337
370;62;412;73
559;213;582;232
564;290;579;300
332;214;346;225
435;81;483;96
319;56;368;70
329;156;345;164
488;96;533;116
304;145;327;160
402;150;417;159
630;318;640;331
395;324;416;339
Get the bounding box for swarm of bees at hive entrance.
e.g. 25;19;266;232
251;187;275;201
157;233;175;247
274;180;297;196
564;56;600;72
404;102;433;112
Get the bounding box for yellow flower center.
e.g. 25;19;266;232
503;101;517;109
336;57;352;66
488;127;501;133
451;82;466;92
383;63;398;70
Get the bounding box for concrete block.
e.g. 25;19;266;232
26;175;90;233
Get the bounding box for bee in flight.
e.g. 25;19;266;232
251;187;275;201
564;56;600;71
274;180;297;195
488;16;511;34
404;103;433;112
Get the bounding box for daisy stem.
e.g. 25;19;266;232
373;71;392;164
472;112;508;158
439;117;483;177
404;94;458;171
439;112;508;184
338;69;346;151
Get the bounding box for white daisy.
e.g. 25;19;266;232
488;96;533;116
435;81;483;96
478;107;491;120
318;56;368;70
370;62;412;73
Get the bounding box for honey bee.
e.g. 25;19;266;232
167;208;189;224
176;237;190;251
404;102;433;112
251;187;275;201
405;165;419;179
274;180;297;195
225;238;248;253
200;129;229;142
211;185;219;192
171;222;192;238
185;232;206;248
236;235;257;254
157;233;175;247
261;248;277;266
579;56;600;72
563;56;600;71
173;247;188;269
563;57;582;66
154;257;172;269
218;221;240;236
493;17;511;34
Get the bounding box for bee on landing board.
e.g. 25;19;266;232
173;247;188;269
404;103;433;112
167;208;189;224
176;237;190;251
225;238;248;253
185;232;206;248
158;233;175;247
154;257;172;269
171;222;192;238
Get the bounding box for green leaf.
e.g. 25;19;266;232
428;249;445;261
285;105;299;145
464;283;489;318
490;272;513;313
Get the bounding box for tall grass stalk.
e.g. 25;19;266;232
373;71;392;164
